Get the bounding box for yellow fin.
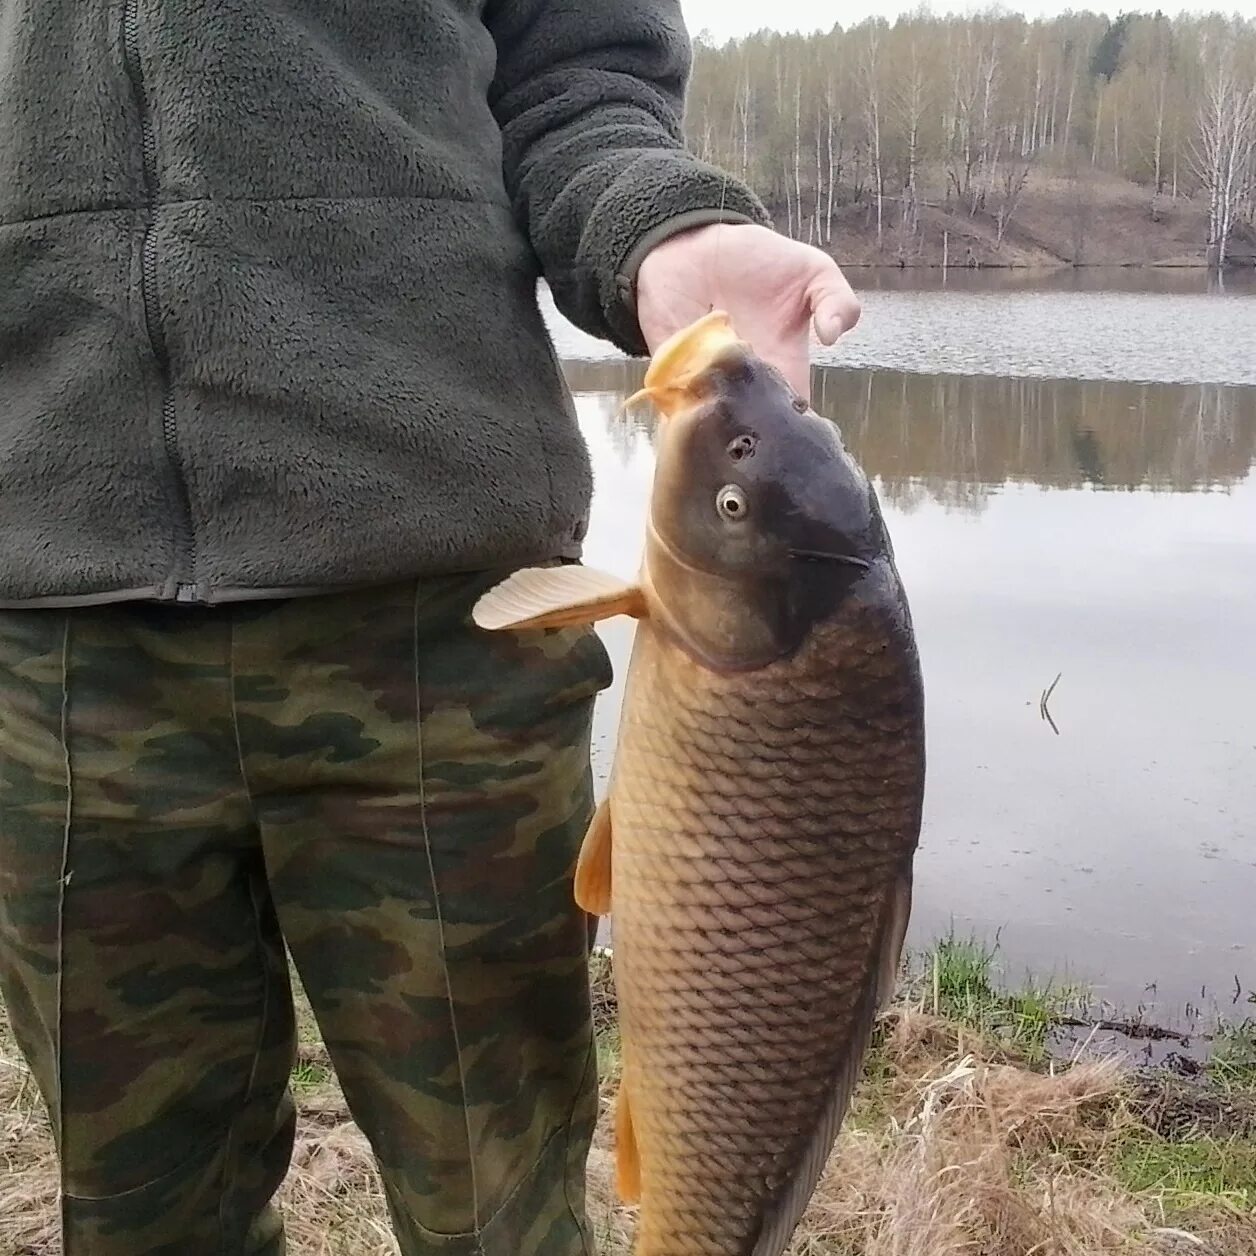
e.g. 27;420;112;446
630;310;746;418
574;799;613;915
614;1083;641;1204
876;870;913;1010
472;567;645;631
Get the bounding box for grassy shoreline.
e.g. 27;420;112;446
3;938;1252;1255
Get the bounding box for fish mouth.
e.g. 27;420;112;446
787;549;873;568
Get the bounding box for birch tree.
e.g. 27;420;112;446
1190;32;1256;268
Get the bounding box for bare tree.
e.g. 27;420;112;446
1152;60;1169;193
859;25;885;249
996;142;1037;246
735;74;753;180
824;79;842;244
973;33;1000;213
946;28;981;207
792;72;804;240
1190;33;1256;268
896;38;926;238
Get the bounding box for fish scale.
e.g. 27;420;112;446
610;591;922;1256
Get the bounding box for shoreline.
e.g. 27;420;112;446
589;943;1254;1073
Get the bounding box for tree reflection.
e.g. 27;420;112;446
564;359;1256;512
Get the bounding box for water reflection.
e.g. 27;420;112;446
564;360;1256;506
568;357;1256;1028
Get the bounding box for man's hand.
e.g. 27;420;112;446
634;223;861;401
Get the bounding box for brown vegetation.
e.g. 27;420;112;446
817;167;1243;269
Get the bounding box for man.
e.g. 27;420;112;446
0;1;859;1252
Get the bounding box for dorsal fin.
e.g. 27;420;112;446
625;310;747;419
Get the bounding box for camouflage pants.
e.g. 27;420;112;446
0;573;611;1256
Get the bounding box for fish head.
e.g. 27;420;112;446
634;312;891;668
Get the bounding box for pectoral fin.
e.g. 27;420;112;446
614;1082;641;1204
472;566;645;631
574;798;613;916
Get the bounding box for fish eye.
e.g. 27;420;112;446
716;484;748;522
726;433;758;461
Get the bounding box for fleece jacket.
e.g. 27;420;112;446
0;0;769;607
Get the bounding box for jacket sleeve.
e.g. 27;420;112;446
483;0;770;355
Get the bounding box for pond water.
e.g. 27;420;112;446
546;271;1256;1036
544;267;1256;388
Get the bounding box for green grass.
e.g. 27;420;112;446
1114;1132;1256;1210
911;930;1088;1063
1106;1013;1256;1232
291;1056;332;1093
1209;1018;1256;1092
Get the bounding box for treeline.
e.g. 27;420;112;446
684;11;1256;266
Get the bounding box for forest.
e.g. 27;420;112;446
682;11;1256;267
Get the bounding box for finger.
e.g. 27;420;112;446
740;319;810;402
776;340;811;402
808;267;862;345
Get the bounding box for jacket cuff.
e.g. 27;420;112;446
578;156;770;356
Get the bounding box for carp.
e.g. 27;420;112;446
473;312;926;1256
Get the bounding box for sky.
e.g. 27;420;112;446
679;0;1256;42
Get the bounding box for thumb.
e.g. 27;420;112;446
809;269;862;346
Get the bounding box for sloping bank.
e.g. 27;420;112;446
1;937;1252;1255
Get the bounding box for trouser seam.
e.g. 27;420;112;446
411;581;484;1251
227;610;261;831
217;849;274;1253
219;613;275;1253
63;1136;222;1201
561;1035;598;1255
55;614;73;1246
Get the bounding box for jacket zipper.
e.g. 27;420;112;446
122;0;198;601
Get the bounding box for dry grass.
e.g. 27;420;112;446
2;956;1253;1256
1;1012;56;1256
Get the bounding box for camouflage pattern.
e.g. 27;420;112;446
0;571;611;1255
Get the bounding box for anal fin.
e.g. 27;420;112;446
876;869;913;1010
574;799;613;916
614;1082;641;1204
